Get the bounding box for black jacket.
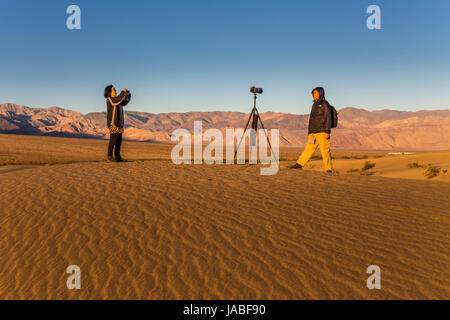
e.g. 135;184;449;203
106;91;127;128
308;87;332;134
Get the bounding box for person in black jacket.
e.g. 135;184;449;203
291;87;333;172
104;85;131;162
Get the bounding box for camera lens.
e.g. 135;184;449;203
250;87;263;93
250;87;263;94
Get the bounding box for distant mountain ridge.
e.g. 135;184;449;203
1;103;449;150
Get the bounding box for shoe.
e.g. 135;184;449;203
326;170;333;174
290;163;303;169
107;156;114;162
115;157;125;162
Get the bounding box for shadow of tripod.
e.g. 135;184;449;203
234;90;278;163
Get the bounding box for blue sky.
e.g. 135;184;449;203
1;0;449;115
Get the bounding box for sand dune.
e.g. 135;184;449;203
2;134;449;182
295;151;450;182
0;134;173;166
0;135;449;299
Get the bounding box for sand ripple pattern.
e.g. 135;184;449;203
0;161;449;299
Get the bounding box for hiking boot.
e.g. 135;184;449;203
115;157;125;162
290;163;303;169
107;156;114;162
325;170;334;174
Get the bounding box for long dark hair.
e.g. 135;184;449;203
104;85;114;98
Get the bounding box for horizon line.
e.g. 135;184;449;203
1;102;450;116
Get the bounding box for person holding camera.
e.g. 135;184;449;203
104;85;131;162
291;87;336;172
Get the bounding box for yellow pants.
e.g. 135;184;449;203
296;132;332;171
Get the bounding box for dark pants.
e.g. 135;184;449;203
108;133;123;158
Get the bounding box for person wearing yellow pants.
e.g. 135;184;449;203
296;132;332;171
291;87;334;172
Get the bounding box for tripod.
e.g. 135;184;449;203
234;92;278;163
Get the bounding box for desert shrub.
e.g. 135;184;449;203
347;161;375;176
339;155;369;160
361;161;376;171
424;164;441;179
408;162;424;168
347;161;376;175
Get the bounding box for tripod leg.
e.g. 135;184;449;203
234;108;255;161
254;108;279;164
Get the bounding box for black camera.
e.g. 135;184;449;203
250;86;263;94
121;89;132;106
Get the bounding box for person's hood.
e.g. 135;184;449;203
312;87;325;100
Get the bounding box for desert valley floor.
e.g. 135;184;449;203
0;134;449;299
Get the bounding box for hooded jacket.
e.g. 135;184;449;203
106;91;127;128
308;87;332;134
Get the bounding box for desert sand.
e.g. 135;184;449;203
285;150;450;182
0;134;449;299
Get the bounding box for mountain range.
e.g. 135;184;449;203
1;103;449;151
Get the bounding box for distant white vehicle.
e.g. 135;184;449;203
388;152;414;155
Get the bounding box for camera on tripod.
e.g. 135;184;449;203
250;86;263;94
234;85;277;163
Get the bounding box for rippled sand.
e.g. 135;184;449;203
0;158;449;299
